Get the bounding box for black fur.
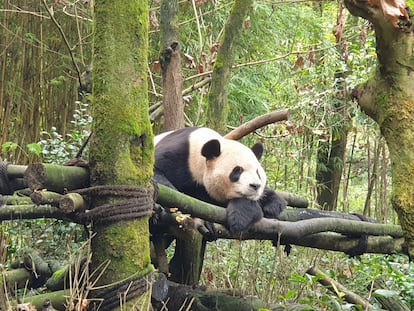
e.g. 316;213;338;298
259;187;287;218
154;127;214;203
201;139;221;159
229;166;243;182
251;143;264;160
154;127;287;234
226;198;264;233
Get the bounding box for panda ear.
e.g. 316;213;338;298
201;139;221;159
251;143;264;160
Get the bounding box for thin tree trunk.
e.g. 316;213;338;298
89;1;153;309
364;137;380;217
160;0;184;131
206;0;253;134
315;4;350;211
380;141;389;223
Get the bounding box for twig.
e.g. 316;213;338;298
182;77;211;95
191;0;203;54
0;8;49;19
184;44;342;82
41;0;82;87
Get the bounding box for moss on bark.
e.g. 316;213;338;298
345;0;414;259
206;0;253;134
345;0;414;257
89;0;153;309
90;0;153;187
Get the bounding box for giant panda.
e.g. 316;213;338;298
154;126;287;233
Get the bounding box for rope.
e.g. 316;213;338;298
89;269;154;311
74;185;155;225
71;185;156;308
0;162;11;195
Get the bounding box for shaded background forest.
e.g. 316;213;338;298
1;1;410;309
0;0;391;220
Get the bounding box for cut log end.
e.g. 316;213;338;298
24;163;47;191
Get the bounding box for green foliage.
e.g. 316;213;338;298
203;241;413;309
1;101;92;164
1;100;92;267
349;254;414;307
3;219;85;265
2;141;41;162
38;101;91;164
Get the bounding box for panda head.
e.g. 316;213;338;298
200;138;267;203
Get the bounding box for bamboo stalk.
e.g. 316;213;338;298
24;163;89;193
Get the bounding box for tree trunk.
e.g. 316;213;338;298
89;0;153;309
315;4;350;211
344;0;414;257
206;0;253;134
160;0;184;131
316;134;347;211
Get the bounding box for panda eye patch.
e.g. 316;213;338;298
229;166;244;182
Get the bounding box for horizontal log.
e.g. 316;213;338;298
156;184;405;255
30;190;62;206
276;190;308;208
25;163;89;193
59;193;86;213
20;289;69;311
7;164;27;178
0;195;32;205
0;204;73;222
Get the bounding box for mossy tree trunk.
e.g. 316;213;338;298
344;0;414;257
89;1;153;309
206;0;253;134
160;0;184;131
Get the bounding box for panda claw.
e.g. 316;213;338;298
199;221;218;242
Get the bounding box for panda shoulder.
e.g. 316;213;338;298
154;131;173;146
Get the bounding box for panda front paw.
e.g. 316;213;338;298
198;220;219;242
259;188;287;219
226;198;263;233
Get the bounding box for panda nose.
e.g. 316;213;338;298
249;183;260;191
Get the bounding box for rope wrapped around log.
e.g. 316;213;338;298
88;268;154;311
73;185;155;225
71;185;155;307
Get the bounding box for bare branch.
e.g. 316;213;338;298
224;109;290;140
307;266;374;310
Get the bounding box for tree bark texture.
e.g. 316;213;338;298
315;5;350;211
316;136;347;211
206;0;253;134
160;0;184;131
89;0;153;309
344;0;414;257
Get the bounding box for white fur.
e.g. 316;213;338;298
154;131;173;146
188;128;266;203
